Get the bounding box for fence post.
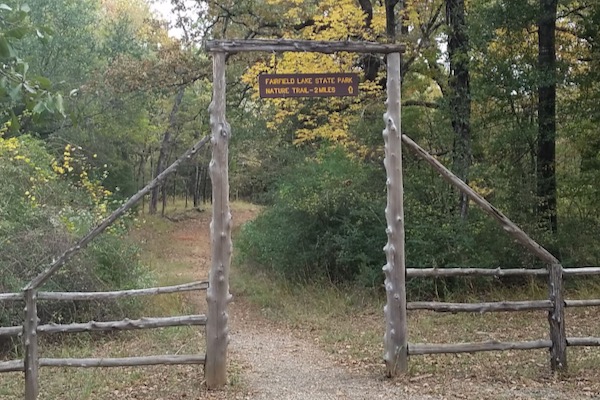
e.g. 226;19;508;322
205;50;232;389
382;51;408;377
23;289;39;400
548;263;567;371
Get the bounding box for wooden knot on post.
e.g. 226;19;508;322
386;117;397;132
219;123;230;138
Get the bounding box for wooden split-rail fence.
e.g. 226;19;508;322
398;134;600;370
0;282;209;372
404;265;600;357
0;136;221;400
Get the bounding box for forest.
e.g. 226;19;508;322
1;0;600;333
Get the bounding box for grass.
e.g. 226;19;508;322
0;199;252;400
231;259;600;397
3;198;599;398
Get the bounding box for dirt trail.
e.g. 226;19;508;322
164;206;592;400
166;207;435;399
230;318;432;400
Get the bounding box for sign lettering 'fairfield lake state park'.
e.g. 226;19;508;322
258;73;359;98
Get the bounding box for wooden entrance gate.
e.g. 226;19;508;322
204;39;600;384
204;39;407;384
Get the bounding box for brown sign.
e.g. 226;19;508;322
258;73;359;98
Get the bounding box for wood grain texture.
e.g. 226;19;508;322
0;360;24;373
563;267;600;276
205;51;232;389
548;263;567;371
565;299;600;308
0;355;205;371
407;300;552;313
1;315;207;338
23;289;39;400
407;267;548;277
409;340;552;355
382;52;407;377
40;355;205;368
205;39;405;54
37;281;208;301
567;337;600;347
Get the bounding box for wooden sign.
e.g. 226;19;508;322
258;73;359;98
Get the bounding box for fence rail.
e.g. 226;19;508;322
567;337;600;346
408;339;552;355
0;281;209;398
407;300;553;313
406;266;600;278
0;355;206;373
404;264;600;364
0;314;207;338
0;281;209;302
409;336;600;356
565;299;600;307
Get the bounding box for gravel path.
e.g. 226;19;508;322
169;211;597;400
230;319;436;400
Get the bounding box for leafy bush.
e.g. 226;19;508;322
238;142;600;297
0;135;149;351
238;147;387;284
237;146;517;290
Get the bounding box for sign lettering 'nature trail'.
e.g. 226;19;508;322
259;73;359;98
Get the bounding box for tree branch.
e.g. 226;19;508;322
403;99;439;109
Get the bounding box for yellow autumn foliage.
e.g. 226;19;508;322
240;0;389;152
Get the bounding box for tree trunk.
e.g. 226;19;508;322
141;153;147;215
173;171;177;205
149;88;185;215
357;0;373;28
446;0;472;219
385;0;400;39
161;181;167;217
537;0;558;235
193;164;200;207
202;162;210;203
185;180;189;208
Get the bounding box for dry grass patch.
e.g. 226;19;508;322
0;326;211;400
1;202;257;400
231;264;600;399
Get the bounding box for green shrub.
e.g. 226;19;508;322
238;147;387;284
238;143;600;297
0;136;149;351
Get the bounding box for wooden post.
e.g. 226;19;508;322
401;133;568;371
548;262;567;371
205;51;232;389
23;289;39;400
401;134;560;266
382;52;407;377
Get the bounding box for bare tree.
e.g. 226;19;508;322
149;88;185;215
447;0;472;219
537;0;558;235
